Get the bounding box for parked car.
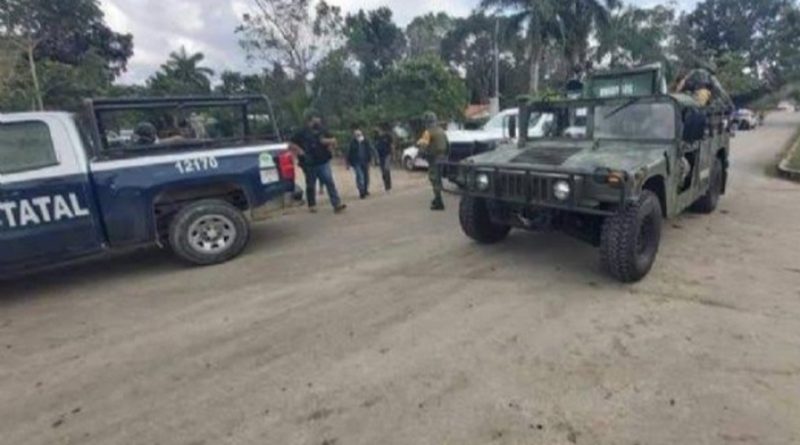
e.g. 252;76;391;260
778;101;794;111
402;109;560;171
0;95;301;276
732;109;759;130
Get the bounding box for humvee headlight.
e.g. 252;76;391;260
553;180;572;201
475;173;491;191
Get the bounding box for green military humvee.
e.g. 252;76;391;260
442;65;734;282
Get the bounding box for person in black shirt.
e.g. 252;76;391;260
346;126;373;199
289;110;346;213
374;123;394;192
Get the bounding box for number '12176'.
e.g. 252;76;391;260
175;157;219;174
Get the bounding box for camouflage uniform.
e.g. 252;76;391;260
417;112;449;210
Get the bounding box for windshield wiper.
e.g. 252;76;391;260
603;97;643;119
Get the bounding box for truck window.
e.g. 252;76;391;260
0;121;58;174
93;99;280;156
594;102;676;140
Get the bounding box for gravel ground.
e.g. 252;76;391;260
1;113;799;445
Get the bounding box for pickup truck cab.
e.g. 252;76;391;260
0;95;299;276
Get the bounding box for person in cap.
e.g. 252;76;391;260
416;111;449;211
289;109;346;214
346;124;373;199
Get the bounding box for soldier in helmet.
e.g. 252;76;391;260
416;111;449;211
132;121;157;146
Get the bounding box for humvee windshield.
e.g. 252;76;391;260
526;99;676;142
594;102;675;140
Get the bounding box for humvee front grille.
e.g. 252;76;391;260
494;171;549;201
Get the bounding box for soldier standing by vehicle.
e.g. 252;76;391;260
289;110;347;214
416;111;449;211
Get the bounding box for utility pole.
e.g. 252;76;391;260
490;17;500;116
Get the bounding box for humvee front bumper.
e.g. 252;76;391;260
438;161;630;217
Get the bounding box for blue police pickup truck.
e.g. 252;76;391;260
0;96;300;275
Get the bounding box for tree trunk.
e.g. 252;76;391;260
26;42;43;111
528;42;543;95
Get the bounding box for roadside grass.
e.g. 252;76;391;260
777;124;800;179
787;135;800;171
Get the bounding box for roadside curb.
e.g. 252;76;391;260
777;126;800;182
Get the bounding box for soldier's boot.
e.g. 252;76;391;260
430;197;445;211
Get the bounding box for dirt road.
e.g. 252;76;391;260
2;113;800;445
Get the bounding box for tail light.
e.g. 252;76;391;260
277;150;295;181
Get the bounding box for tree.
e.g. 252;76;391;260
760;4;800;84
441;13;525;104
147;47;215;95
596;5;676;68
344;8;406;83
311;49;362;128
0;0;132;110
406;13;455;58
481;0;563;94
558;0;620;77
687;0;791;70
374;56;467;123
236;0;343;91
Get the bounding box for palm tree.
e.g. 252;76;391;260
481;0;562;94
558;0;620;77
158;46;215;93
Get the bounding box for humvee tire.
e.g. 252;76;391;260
691;158;723;214
169;199;250;265
600;190;662;283
459;196;511;244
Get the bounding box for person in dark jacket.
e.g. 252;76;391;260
289;109;346;214
374;123;394;192
346;126;373;199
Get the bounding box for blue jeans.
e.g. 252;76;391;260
304;162;342;208
352;163;370;197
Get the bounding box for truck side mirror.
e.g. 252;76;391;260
508;116;517;139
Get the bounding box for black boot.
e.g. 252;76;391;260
430;198;445;211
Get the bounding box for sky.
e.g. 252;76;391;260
100;0;700;85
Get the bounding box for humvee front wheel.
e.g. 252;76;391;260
169;199;250;266
600;190;662;283
459;196;511;244
691;158;723;214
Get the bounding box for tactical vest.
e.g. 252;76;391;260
427;127;449;158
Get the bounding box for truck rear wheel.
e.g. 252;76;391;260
600;190;662;283
459;196;511;244
168;199;250;266
691;158;723;214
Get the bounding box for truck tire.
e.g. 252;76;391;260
459;196;511;244
600;190;662;283
691;158;723;214
168;199;250;266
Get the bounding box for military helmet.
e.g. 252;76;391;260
422;111;438;126
685;69;713;91
133;122;157;144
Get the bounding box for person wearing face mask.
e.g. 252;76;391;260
289;109;347;214
346;124;373;199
